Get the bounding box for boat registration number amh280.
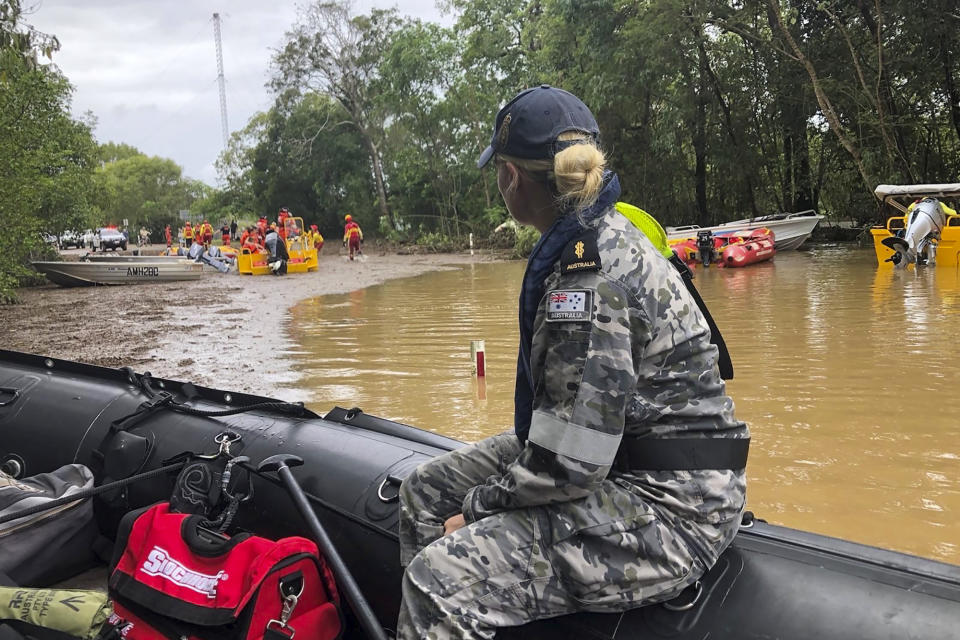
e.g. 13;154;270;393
126;266;160;277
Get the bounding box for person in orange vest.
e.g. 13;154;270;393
220;223;231;246
164;224;172;248
183;221;194;246
201;220;214;247
278;207;290;240
342;214;363;260
309;224;324;253
241;226;262;253
257;216;268;239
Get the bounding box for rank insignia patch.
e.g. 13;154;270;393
545;289;592;322
560;230;601;273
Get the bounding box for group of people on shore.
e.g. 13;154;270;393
164;209;365;272
167;208;332;256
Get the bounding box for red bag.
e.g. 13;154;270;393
105;503;342;640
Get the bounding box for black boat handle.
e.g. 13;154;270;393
0;387;19;407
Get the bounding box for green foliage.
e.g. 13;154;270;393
90;149;212;238
8;0;960;303
512;225;540;259
230;0;960;250
0;0;98;302
271;3;400;225
416;230;465;253
217;93;375;238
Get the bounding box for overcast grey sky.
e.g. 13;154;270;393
25;0;449;185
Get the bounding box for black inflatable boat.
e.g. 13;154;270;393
1;349;958;639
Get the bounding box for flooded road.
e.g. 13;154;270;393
288;246;960;563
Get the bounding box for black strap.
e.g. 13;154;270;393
613;436;749;472
669;254;734;380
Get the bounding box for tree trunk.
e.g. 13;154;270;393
481;167;492;209
364;135;391;225
695;36;759;216
764;5;815;213
944;45;960;147
848;0;914;181
767;0;876;196
780;95;815;213
693;64;709;225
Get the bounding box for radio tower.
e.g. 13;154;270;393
213;12;229;150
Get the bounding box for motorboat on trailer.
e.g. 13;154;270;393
667;210;823;252
0;349;957;640
31;260;204;287
870;184;960;267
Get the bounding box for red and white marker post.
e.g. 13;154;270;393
470;339;486;377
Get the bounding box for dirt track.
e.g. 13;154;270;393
1;249;491;398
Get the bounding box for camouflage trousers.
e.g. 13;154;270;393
396;433;740;640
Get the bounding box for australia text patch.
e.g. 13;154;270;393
560;230;601;274
545;289;593;322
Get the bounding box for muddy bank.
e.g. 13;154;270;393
1;251;498;399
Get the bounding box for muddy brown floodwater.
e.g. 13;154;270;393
1;251;492;397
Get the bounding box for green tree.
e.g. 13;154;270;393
272;1;400;227
0;0;98;301
91;148;212;239
218;93;375;237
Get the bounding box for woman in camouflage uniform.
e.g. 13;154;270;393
397;86;749;639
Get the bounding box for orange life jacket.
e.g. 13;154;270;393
343;222;362;242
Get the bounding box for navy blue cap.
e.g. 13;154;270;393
477;85;600;169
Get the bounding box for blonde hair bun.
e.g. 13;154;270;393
553;133;606;211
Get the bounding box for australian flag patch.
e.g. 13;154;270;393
545;289;592;322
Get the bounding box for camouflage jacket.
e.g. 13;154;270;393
463;206;748;526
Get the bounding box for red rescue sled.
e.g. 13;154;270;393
719;228;776;267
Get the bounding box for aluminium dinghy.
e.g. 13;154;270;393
31;260;204;287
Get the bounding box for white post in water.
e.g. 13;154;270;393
469;232;474;256
470;339;486;377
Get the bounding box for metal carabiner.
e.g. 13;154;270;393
266;591;301;639
215;431;241;457
193;432;243;460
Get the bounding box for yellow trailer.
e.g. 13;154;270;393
237;217;318;275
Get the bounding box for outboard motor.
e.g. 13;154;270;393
696;230;715;267
882;198;946;267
